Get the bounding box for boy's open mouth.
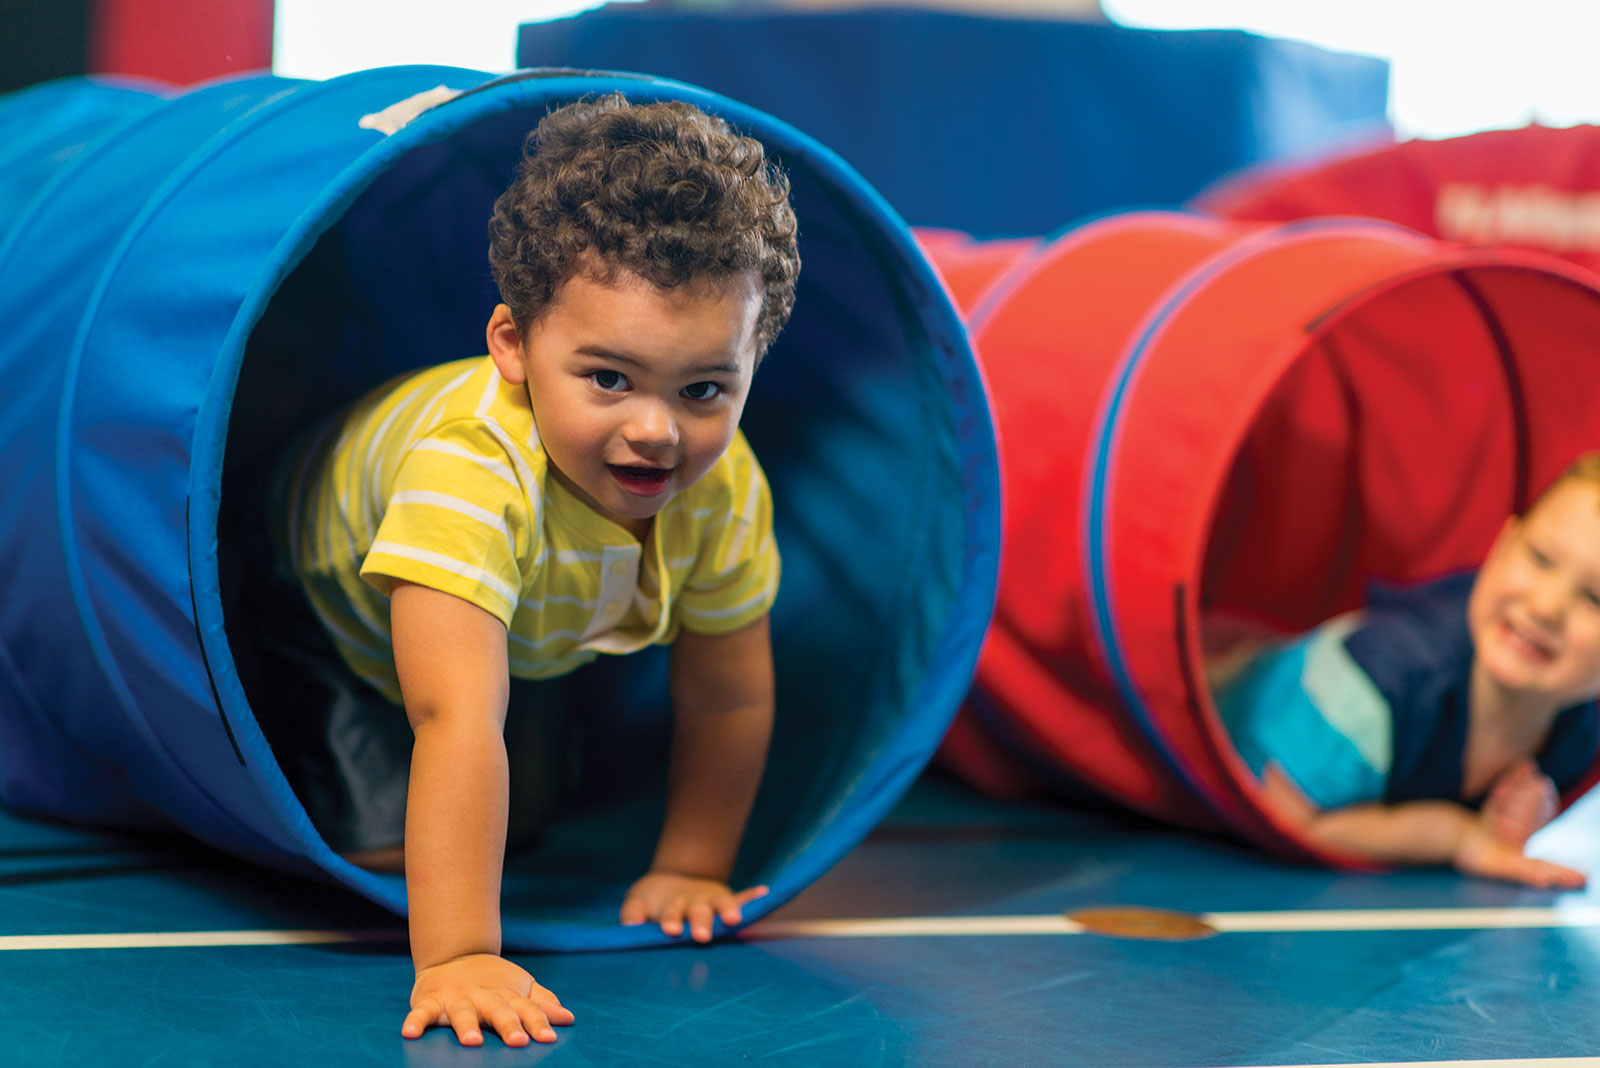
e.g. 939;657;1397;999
609;464;673;496
1501;619;1556;663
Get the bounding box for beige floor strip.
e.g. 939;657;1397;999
0;928;406;951
1218;1060;1600;1068
3;904;1598;950
751;904;1600;939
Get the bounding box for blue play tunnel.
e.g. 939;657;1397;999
0;75;169;244
0;68;999;950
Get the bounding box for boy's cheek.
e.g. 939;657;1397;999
1571;635;1600;693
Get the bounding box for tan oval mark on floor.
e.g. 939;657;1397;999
1066;906;1219;941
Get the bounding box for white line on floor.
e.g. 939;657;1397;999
1210;1060;1600;1068
2;904;1597;951
749;904;1600;939
0;929;407;951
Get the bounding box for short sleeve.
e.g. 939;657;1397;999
359;420;540;627
676;442;780;635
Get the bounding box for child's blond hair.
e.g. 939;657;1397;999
1531;451;1600;514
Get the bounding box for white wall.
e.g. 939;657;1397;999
273;0;635;80
1105;0;1600;140
277;0;1600;142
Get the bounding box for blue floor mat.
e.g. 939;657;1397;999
3;775;1596;1067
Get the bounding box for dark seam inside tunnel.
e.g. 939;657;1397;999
1171;581;1226;814
186;495;245;767
1449;269;1530;513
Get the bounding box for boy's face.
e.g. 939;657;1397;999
487;266;762;538
1468;478;1600;708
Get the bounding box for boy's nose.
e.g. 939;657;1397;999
624;400;679;449
1527;577;1568;626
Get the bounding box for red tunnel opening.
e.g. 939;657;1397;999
925;214;1600;862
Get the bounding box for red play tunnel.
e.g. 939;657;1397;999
924;212;1600;861
914;228;1041;317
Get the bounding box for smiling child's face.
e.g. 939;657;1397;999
488;264;762;539
1469;476;1600;709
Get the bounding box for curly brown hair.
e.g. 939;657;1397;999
488;92;800;360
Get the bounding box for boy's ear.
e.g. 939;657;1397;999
486;304;527;385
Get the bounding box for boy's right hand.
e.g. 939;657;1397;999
403;952;574;1047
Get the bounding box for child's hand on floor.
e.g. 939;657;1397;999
1453;816;1587;890
1481;759;1560;847
403;952;574;1047
620;871;769;942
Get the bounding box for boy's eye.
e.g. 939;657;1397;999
681;381;723;401
1526;544;1552;568
590;370;629;392
1583;588;1600;609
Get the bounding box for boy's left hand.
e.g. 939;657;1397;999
619;871;769;942
1454;818;1587;890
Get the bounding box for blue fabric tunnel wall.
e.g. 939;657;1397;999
0;75;170;246
0;68;999;950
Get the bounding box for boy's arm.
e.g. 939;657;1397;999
620;614;775;941
1259;764;1586;889
390;581;574;1046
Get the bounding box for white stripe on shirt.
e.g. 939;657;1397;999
474;368;502;417
364;381;432;514
507;628;587;651
508;647;595;676
388;490;510;536
479;417;539;495
367;540;519;603
721;477;760;564
518;593;596;611
680;574;777;621
402;366;476;447
408;439;519;487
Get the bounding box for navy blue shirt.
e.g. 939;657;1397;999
1344;572;1600;805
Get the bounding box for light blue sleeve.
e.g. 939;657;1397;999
1213;618;1393;810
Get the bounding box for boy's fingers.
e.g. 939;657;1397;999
619;896;649;926
401;1000;439;1039
516;1011;559;1045
512;1002;559;1044
1544;862;1587;889
400;997;444;1036
717;887;760;925
485;1000;531;1047
447;1000;484;1046
1513;856;1584;889
527;983;573;1023
660;897;688;936
734;884;770;907
687;901;716;942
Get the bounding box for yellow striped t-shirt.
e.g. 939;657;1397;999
282;355;780;703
